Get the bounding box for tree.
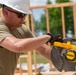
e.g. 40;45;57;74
34;0;52;35
55;0;74;36
35;0;74;37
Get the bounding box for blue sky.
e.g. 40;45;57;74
30;0;76;6
30;0;55;6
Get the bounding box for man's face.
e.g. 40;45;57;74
4;7;27;29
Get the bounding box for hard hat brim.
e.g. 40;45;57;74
0;0;32;14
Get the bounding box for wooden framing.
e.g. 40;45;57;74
30;2;76;38
14;2;76;75
15;71;76;75
28;2;76;75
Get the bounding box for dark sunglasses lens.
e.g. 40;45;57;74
5;7;26;18
18;13;26;18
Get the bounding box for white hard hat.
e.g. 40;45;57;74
0;0;32;14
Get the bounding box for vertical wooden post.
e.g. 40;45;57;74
25;15;32;75
61;7;66;38
45;8;53;69
46;8;50;33
19;57;22;75
73;5;76;38
30;13;38;75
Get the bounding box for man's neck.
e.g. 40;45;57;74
1;17;15;30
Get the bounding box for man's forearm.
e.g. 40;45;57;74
0;35;51;53
15;35;51;52
36;44;51;61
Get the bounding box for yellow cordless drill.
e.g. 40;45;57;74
54;41;76;62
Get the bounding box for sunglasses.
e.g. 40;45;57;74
5;7;27;18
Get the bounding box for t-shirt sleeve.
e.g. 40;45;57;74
22;24;35;38
0;24;13;42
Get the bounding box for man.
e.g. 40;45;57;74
0;0;62;75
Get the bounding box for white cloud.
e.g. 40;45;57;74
30;0;47;6
72;0;76;2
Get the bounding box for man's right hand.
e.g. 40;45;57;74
47;33;63;45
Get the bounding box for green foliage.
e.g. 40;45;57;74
55;0;74;35
48;7;62;34
20;52;49;64
0;4;3;8
64;7;74;34
46;0;52;4
56;0;72;3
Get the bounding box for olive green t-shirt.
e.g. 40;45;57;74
0;19;34;75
